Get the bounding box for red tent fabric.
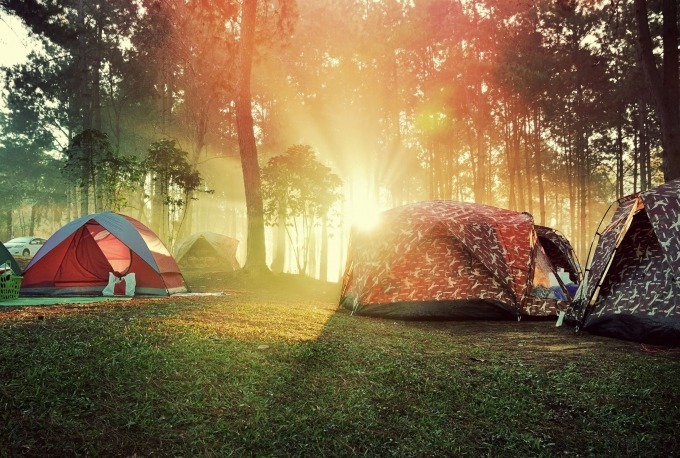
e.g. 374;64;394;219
340;201;571;319
21;211;187;296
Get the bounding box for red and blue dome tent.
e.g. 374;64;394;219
571;179;680;345
20;211;187;296
340;201;574;320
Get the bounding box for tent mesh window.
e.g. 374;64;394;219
530;247;567;301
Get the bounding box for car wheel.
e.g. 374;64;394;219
22;249;30;257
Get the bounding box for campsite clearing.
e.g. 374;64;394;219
0;271;678;456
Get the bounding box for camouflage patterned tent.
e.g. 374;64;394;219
340;201;573;320
573;179;680;345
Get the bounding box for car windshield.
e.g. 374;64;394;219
6;237;32;244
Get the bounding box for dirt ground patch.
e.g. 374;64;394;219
402;319;667;363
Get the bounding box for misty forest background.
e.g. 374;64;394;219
0;0;678;282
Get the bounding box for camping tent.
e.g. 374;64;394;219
174;232;240;271
572;179;680;345
20;211;187;296
535;225;581;293
0;243;21;275
340;201;572;319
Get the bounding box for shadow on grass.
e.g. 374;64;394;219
0;270;678;456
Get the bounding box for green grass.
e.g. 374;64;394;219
0;282;678;457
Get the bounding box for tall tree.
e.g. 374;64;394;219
145;139;203;247
63;129;114;213
1;0;143;216
261;144;342;276
634;0;680;181
235;0;268;274
0;122;65;240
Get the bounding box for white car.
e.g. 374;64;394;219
3;236;47;257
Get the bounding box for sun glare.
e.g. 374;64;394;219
345;183;382;231
347;197;382;231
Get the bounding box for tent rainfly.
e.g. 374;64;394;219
572;178;680;345
340;201;575;320
20;211;187;296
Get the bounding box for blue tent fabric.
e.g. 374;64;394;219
25;211;160;273
93;212;160;271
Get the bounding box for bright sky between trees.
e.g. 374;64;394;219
0;12;31;68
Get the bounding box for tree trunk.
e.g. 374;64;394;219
150;175;165;241
93;11;104;213
306;225;316;278
578;132;588;261
428;142;436;200
476;128;486;204
77;0;90;216
319;215;328;282
92;10;102;132
504;106;516;210
635;0;680;181
29;205;37;236
638;98;650;190
533;109;545;225
179;197;194;243
523;117;533;214
236;0;269;274
272;204;286;273
5;209;12;240
567;131;576;249
616;114;624;199
514;115;525;210
633;121;639;193
78;185;87;217
77;0;90;132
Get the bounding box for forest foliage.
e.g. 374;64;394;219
0;0;677;270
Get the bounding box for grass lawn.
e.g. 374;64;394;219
0;271;678;457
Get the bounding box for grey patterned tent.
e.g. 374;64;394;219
573;179;680;345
